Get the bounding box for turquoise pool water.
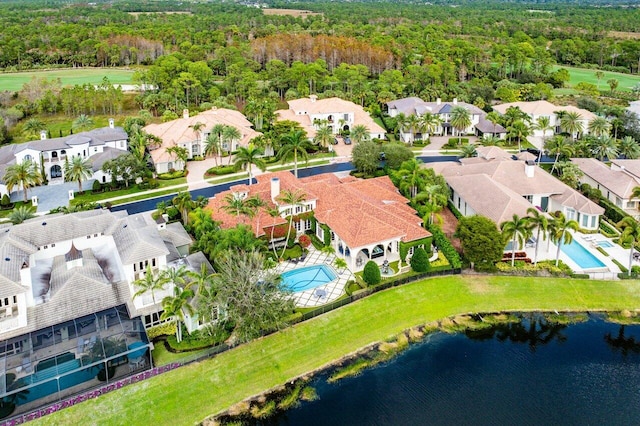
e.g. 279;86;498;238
560;239;606;269
597;241;614;248
281;265;337;292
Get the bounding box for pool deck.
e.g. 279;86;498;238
274;248;353;308
518;231;635;279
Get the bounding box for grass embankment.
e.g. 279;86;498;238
40;275;640;425
0;68;135;92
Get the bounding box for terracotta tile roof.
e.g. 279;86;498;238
209;172;430;248
145;108;261;164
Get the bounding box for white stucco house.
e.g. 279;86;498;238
276;96;386;140
144;108;261;174
430;146;604;230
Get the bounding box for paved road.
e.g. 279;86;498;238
113;156;461;215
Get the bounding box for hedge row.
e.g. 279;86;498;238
428;225;462;269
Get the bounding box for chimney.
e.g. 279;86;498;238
183;109;189;119
436;98;441;106
271;177;280;201
453;98;458;105
525;160;535;178
40;130;47;140
310;95;317;103
109;118;115;129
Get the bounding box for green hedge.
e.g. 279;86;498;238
206;165;237;176
399;236;432;263
612;258;628;273
428;225;462;269
158;170;186;180
321;223;331;246
146;322;177;340
599;219;619;238
598;197;629;224
447;200;463;220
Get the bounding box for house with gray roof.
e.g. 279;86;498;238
572;157;640;220
386;97;506;142
0;120;128;198
0;209;205;414
429;146;603;229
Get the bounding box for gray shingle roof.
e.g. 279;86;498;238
50;249;110;299
160;222;193;248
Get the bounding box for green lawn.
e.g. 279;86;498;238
70;178;186;205
40;275;640;425
0;68;135;92
553;65;640;92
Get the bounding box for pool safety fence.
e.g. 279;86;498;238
3;267;460;424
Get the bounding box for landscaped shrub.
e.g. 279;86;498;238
410;247;430;272
147;322;177;340
428;225;462;269
598;197;629;224
206;165;236;176
363;260;381;286
158;170;185;180
92;180;102;192
298;234;311;249
599;220;619;237
0;194;11;209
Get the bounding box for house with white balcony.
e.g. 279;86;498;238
572;158;640;220
492;101;596;139
386;97;505;142
207;171;431;272
143;108;261;174
429;146;604;230
0;209;204;415
0;120;128;198
276;96;386;140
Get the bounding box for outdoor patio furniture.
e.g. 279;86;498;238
315;289;327;299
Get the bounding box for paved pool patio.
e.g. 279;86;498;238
274;247;353;308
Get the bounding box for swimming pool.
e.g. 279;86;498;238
560;239;606;269
281;265;338;292
596;241;614;248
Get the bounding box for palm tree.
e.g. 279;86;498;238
590;136;618;161
222;125;241;165
415;183;448;226
618;136;640;159
421;112;442;139
350;125;370;144
205;123;226;166
391;158;427;198
595;70;605;90
8;205;36;224
3;159;43;203
459;143;477;158
166;146;189;170
187;263;216;295
588;116;611;139
189;121;206;141
550;212;579;266
508;120;531;152
503;106;530;128
405;114;421;145
485;111;502;138
545;135;574;175
618;217;640;276
22;118;46;139
160;285;195;343
278;189;306;258
526;207;548;265
133;265;170;306
72;114;94;132
480;135;503;147
165;265;189;289
234;144;266;185
278;130;311;178
500;214;532;266
394;112;409;142
172;191;195;225
64;156;93;193
222;192;257;224
533;116;553;162
450;106;472;145
266;206;282;258
560;111;584;141
314;124;334;152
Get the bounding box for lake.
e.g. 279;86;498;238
270;315;640;426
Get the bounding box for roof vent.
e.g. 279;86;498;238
42;222;47;226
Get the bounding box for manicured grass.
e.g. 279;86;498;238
70;179;186;205
0;68;135;92
40;275;640;426
553;65;640;92
109;187;188;206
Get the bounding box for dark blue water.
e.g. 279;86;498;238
273;315;640;426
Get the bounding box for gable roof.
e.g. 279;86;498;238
492;101;596;121
386;97;484;116
572;157;640;199
16;127;127;153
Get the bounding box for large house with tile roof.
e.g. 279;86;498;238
143;107;261;174
275;96;386;141
207;171;431;271
572;158;640;219
0;121;128;198
492;100;596;139
0;209;208;412
429;146;604;230
386;97;507;142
